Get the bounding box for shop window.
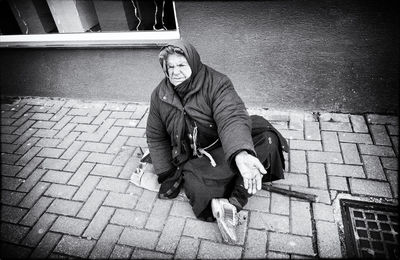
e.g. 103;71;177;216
0;0;179;47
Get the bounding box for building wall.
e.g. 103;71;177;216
1;0;398;114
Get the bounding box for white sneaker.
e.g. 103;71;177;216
211;198;238;244
130;163;160;192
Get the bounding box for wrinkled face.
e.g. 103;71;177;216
166;53;192;86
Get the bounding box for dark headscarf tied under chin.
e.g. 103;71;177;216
159;39;206;99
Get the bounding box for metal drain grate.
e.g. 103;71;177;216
341;199;399;259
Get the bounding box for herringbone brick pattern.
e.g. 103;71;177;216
1;97;398;258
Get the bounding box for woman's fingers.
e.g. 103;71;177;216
255;173;262;191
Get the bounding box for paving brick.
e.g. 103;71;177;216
82;206;115;239
54;235;96;258
47;199;82;216
359;144;395;157
120;127;146;137
125;136;148;148
13;119;35;135
321;131;340;152
381;157;398;170
291;200;312;236
71;116;94;124
308;163;327;189
30;232;62;258
64;151;89;172
103;192;138;209
308;151;343;163
90;224;124;259
101;126;122;143
320;121;352;132
1;153;21;166
320;113;350;122
386;170;398;198
341;143;362;165
91;164;122;177
316;221;342;258
135;190;158;212
68;162;94;186
92;110;111;125
387;125;399;136
370;124;392;146
81;142;109;152
183;218;221;241
42;170;73;184
19;182;50;208
273;172;309;187
61;141;84;160
119;227;159;249
1;190;25;206
0;222;30;244
269;232;314;256
328;176;349;191
362;155;386;180
36;138;61;148
249;211;289;232
1;176;23;190
279;129;304;140
95;178;127;193
33;129;58;138
1;143;20;153
37;147;64;158
86;152;115;164
291;186;331;204
19;196;53;226
51;107;69;122
137;113;148;128
146;199;173;230
174;236;199;259
131;105;148;119
112;147;136;166
290;150;307;173
243;195;270;212
110;245;134;259
31;120;55;129
313;203;335;222
0;125;17;134
326;164;365;178
40;158;68;170
391;135;399;155
14;136;40;155
1;133;19;143
14;128;38;145
109;208;147;228
52;114;73;130
16;157;43;178
76;190;107;220
366;114;398;125
44;183;78;199
156;216;186;253
350;115;369;133
1;163;22;177
74;124;98;133
270;192;290;215
15;146;41;166
131;249;173;259
57;131;80;149
243;229;267;258
21;213;57;247
349;178;392;198
72;175;100;201
289;140;322;151
198;240;242;259
114;119;139;127
50;216;89;236
289;112;303;130
11;114;32;127
304;121;320;140
11;104;32;119
107;136;129;154
1;205;28;223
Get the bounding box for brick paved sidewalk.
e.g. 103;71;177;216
1;96;398;259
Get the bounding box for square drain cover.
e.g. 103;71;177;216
341;199;399;259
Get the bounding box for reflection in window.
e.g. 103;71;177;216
0;0;177;35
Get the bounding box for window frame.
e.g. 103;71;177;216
0;1;180;48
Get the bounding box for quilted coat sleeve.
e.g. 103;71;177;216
211;76;256;164
146;90;174;174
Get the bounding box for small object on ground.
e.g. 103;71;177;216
262;184;318;202
211;198;238;244
130;162;160;192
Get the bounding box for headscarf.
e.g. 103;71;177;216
159;39;206;100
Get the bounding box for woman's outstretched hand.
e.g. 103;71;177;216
234;150;267;194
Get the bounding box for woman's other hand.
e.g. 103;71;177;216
234;151;267;194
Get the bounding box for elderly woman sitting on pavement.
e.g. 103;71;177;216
144;39;288;243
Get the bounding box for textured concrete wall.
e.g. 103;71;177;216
0;0;398;114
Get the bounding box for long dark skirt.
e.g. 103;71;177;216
182;116;287;221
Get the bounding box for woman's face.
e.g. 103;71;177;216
166;53;192;86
